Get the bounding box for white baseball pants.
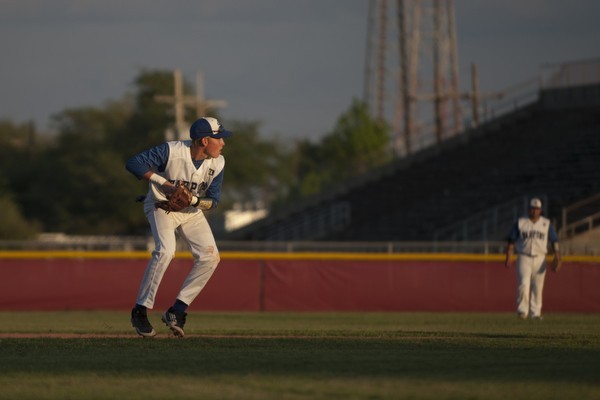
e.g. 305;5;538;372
516;253;547;318
136;206;220;309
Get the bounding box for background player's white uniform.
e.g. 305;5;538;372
507;211;559;318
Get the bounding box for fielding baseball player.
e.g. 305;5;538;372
126;117;232;337
504;198;561;320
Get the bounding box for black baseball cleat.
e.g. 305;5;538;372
131;308;157;337
161;307;187;338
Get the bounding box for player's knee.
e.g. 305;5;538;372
207;250;220;269
199;246;220;269
191;245;219;265
152;248;175;263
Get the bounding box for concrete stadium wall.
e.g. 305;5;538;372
0;252;599;313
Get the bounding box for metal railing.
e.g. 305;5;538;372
560;193;600;240
0;234;153;252
540;58;600;89
409;58;600;155
1;233;597;255
560;212;600;240
433;195;548;242
0;236;505;254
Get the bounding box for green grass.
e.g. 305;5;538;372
0;312;599;399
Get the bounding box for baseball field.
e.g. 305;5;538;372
1;311;599;400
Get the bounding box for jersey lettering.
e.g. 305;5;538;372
146;141;225;205
515;216;551;256
168;180;206;194
521;230;546;240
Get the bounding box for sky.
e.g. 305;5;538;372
1;0;598;141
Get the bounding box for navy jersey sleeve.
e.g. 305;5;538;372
548;223;559;243
507;221;519;243
205;170;224;208
125;143;170;180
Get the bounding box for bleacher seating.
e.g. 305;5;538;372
228;83;600;242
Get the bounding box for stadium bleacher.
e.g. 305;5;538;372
228;82;600;243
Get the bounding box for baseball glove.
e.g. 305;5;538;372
155;182;193;213
550;256;563;272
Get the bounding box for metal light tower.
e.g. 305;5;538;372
364;0;463;156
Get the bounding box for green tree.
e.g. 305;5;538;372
324;99;391;176
22;68;295;235
0;120;45;238
30;146;146;234
116;69;198;158
0;173;41;239
21;103;147;234
221;120;294;209
1;70;391;238
0;195;41;239
290;99;391;198
22;69;195;235
289;139;328;198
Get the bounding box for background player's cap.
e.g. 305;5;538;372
190;117;233;139
529;198;542;209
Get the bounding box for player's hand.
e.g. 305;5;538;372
504;259;512;269
161;182;177;195
550;256;563;272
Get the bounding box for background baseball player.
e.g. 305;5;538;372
504;198;561;320
126;117;232;337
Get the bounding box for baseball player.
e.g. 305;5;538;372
504;198;561;320
126;117;232;337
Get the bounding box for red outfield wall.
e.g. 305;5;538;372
0;253;599;312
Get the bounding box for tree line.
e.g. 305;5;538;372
0;69;391;239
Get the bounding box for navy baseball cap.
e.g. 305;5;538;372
190;117;233;139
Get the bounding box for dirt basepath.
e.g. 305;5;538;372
0;333;448;340
0;333;176;339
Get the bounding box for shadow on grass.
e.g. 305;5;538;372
1;335;599;385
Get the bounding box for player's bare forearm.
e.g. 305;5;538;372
504;243;514;268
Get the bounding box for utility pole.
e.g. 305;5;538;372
470;62;480;127
461;62;504;128
195;71;227;118
155;69;227;140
